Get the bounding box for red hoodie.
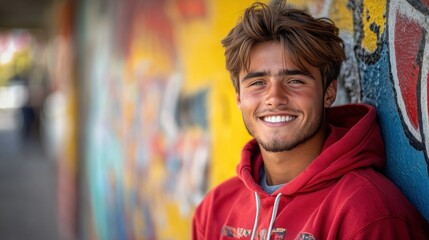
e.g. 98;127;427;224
193;104;429;240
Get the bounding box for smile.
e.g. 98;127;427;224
263;115;296;123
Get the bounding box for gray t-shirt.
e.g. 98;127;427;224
259;168;285;194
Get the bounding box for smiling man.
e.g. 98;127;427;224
192;1;429;240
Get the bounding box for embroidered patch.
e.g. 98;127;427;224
295;232;316;240
272;228;287;240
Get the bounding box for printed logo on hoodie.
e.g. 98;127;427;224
221;225;286;239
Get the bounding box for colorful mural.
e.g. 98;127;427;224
385;0;429;221
78;0;429;239
80;1;259;239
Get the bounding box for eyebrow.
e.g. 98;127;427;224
241;69;315;82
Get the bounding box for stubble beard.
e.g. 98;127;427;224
242;108;325;152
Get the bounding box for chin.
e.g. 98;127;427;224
257;137;297;152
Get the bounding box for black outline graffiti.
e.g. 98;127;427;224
351;0;429;172
386;0;429;172
406;0;429;15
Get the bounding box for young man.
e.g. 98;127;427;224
193;1;429;240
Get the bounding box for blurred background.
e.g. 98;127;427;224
0;0;428;239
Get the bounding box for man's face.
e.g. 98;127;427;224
237;41;336;152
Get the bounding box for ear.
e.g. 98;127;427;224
324;79;337;108
236;92;242;110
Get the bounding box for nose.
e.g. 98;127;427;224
264;82;288;106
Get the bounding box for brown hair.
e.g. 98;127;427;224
221;0;345;92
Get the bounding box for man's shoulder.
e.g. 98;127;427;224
340;168;403;198
323;168;429;238
195;176;247;216
205;176;245;199
333;168;420;218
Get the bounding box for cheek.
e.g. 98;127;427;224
239;91;260;108
297;91;325;114
294;90;321;104
239;101;253;115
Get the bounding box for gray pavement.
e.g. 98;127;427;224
0;112;61;240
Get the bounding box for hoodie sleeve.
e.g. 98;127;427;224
192;203;206;240
192;220;204;240
348;215;429;240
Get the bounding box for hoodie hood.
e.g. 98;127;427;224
236;104;386;197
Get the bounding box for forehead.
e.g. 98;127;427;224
240;41;320;78
248;41;287;68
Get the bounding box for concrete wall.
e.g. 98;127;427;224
78;0;429;239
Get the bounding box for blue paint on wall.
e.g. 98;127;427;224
360;43;429;222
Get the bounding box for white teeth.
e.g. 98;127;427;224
263;115;296;123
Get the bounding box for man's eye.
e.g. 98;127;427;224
289;79;304;84
249;80;265;86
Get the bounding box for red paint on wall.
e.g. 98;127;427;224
394;13;423;131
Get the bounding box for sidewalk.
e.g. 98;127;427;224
0;110;60;240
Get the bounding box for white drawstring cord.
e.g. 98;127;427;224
250;192;261;240
266;193;282;239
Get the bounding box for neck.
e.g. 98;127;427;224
261;126;328;185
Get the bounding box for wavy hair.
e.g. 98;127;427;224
221;0;345;92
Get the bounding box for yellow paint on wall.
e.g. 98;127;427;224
155;201;192;239
173;0;267;190
287;0;353;33
205;1;257;188
361;0;386;53
330;0;353;32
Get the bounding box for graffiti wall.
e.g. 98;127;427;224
287;0;429;222
78;0;429;239
79;0;258;239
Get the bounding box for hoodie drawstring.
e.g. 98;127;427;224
266;193;282;239
251;192;282;240
250;192;261;240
